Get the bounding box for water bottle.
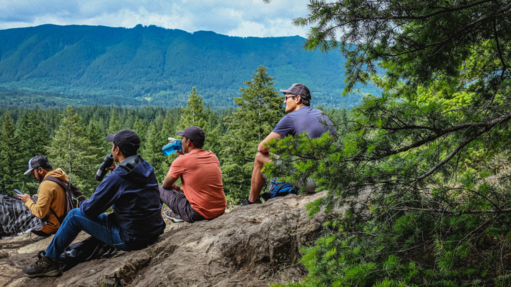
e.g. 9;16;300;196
162;137;182;156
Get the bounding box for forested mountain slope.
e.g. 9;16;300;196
0;24;376;108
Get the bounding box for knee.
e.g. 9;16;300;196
65;208;82;222
254;152;270;167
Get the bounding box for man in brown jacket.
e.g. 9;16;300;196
16;155;68;238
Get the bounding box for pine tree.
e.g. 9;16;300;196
178;87;208;130
132;117;148;155
45;107;103;197
178;88;221;153
16;110;50;159
0;111;23;192
220;66;284;202
143;116;167;183
86;120;105;150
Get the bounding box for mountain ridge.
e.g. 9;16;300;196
0;24;376;108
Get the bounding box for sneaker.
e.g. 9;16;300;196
241;197;262;206
29;233;49;244
164;211;184;223
22;251;62;278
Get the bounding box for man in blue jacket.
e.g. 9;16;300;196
22;129;166;278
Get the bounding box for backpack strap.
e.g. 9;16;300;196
42;176;69;224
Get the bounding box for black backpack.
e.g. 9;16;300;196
42;177;86;224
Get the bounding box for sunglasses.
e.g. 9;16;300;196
284;95;298;102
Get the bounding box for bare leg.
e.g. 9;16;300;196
249;152;271;202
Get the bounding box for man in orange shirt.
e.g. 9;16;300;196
16;155;68;239
159;126;226;223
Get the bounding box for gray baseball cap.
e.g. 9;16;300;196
24;155;51;175
280;83;311;104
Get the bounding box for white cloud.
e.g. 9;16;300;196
0;0;310;37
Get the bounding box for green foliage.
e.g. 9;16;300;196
45;107;104;197
270;0;511;286
220;66;285;202
0;111;23;192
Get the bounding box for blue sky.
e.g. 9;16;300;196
0;0;311;37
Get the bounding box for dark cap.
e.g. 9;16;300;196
176;126;205;148
280;83;311;105
24;155;51;175
106;129;141;152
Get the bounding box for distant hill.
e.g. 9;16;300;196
0;24;378;109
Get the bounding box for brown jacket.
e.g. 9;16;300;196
25;169;69;235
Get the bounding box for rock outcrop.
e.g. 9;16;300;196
0;191;366;287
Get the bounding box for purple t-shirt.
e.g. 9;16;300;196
272;106;336;138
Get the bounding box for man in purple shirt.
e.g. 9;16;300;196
242;83;336;206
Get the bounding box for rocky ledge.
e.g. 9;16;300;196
0;190;365;287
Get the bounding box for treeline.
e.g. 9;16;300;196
0;66;348;204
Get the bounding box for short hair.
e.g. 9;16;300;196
298;95;311;106
188;137;204;149
41;165;53;172
114;143;138;158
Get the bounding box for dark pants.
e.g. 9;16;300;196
158;186;205;223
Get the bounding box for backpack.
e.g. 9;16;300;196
42;177;86;224
260;179;298;201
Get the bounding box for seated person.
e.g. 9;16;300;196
242;83;336;206
159;126;226;223
22;129;165;278
16;155;69;239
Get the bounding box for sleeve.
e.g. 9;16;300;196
25;181;55;219
169;155;185;179
80;173;121;218
272;115;294;137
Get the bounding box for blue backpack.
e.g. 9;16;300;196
260;179;298;201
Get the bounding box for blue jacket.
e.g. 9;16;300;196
80;155;165;250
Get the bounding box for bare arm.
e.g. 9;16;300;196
258;132;284;154
162;174;183;192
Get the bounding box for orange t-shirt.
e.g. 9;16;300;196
169;149;226;219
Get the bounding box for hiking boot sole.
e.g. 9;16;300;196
164;213;184;223
25;269;62;278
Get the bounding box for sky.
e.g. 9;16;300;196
0;0;311;37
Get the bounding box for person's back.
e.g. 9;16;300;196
170;149;226;219
80;155;164;249
272;106;336;139
160;126;227;223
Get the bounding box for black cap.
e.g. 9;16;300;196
176;126;205;148
24;155;51;175
280;83;311;105
107;129;141;152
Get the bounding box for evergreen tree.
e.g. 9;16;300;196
178;87;208;130
143;117;167;183
45;107;103;197
86;120;105;151
220;66;284;202
132;117;148;155
0;111;23;192
178;88;221;153
16;110;50;160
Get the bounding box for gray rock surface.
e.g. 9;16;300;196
0;191;367;287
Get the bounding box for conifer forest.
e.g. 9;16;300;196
1;0;511;286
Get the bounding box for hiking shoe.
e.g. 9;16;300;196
164;211;184;223
29;233;49;244
241;197;262;206
22;251;61;278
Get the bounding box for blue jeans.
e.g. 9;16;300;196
46;208;130;261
